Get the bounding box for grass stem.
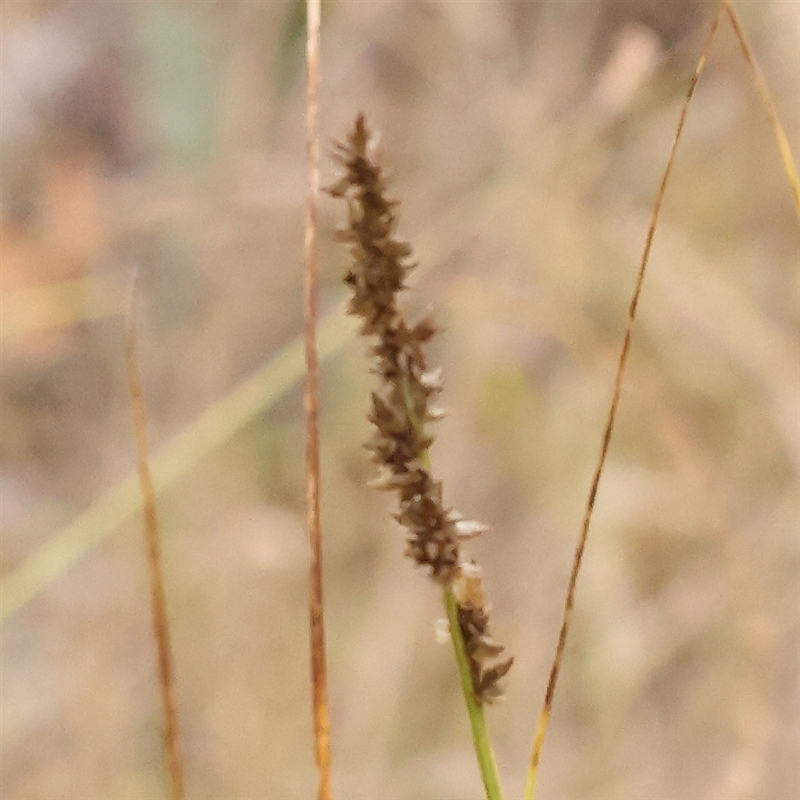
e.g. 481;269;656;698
125;278;185;800
723;0;800;221
408;383;504;800
304;1;333;798
521;5;725;798
443;589;505;800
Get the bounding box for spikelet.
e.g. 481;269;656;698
453;562;514;704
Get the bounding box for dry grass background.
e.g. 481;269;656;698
1;1;798;799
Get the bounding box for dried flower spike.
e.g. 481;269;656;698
328;113;511;703
453;562;514;704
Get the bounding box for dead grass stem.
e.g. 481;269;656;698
125;277;184;800
303;2;333;799
523;5;727;798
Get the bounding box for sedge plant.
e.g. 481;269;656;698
327;115;513;800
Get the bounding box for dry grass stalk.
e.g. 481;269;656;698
329;114;513;705
723;0;800;220
522;5;727;799
303;1;333;799
125;279;184;800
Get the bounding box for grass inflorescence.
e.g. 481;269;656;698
328;114;512;797
328;114;513;702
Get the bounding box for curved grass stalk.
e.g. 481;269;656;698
522;5;726;798
723;0;800;222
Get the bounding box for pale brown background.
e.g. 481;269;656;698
1;1;798;798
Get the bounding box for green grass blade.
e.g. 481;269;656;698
0;304;355;623
0;178;492;624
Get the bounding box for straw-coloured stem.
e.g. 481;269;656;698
522;6;725;799
125;279;184;800
723;0;800;221
304;1;333;799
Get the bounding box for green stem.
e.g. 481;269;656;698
398;375;504;800
443;588;505;800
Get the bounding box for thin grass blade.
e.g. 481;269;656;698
125;278;184;800
521;6;725;798
0;176;491;624
723;0;800;222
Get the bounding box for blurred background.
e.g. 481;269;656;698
1;1;798;798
